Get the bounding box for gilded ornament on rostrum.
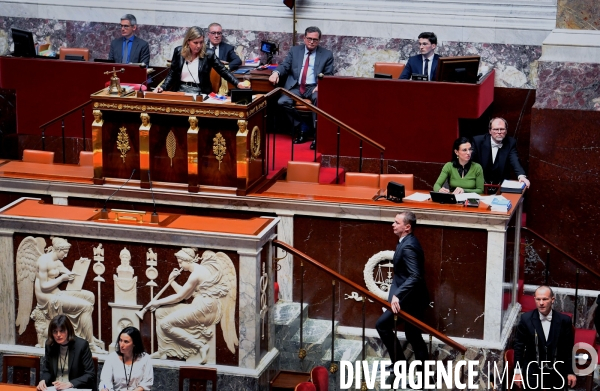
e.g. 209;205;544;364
251;126;261;160
166;130;177;167
213;132;226;170
117;126;130;163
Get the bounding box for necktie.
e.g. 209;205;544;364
299;50;312;95
424;58;429;79
123;38;129;63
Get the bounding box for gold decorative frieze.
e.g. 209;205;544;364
247;101;267;118
166;130;177;167
213;132;226;170
92;101;247;119
117;126;130;163
251;126;261;160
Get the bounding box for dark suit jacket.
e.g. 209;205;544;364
274;45;334;90
399;53;439;80
388;233;429;311
210;42;241;71
40;336;96;391
161;46;240;94
472;133;526;184
513;310;574;389
108;36;151;65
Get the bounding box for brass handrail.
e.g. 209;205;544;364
264;87;385;152
522;227;600;280
39;100;92;130
273;239;467;354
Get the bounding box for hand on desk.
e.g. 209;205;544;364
236;82;250;89
268;72;279;85
52;381;73;390
155;86;164;93
438;187;450;194
438;187;464;194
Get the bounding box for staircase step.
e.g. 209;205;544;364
321;338;365;362
284;318;338;352
273;301;309;348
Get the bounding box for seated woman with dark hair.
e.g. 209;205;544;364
157;26;249;95
37;315;96;391
433;136;484;194
100;326;153;391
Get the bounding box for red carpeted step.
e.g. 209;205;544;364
575;328;596;346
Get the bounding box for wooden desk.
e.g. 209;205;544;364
90;91;268;195
0;161;93;183
0;384;36;390
270;370;310;391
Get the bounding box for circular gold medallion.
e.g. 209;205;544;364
251;126;261;159
117;104;123;110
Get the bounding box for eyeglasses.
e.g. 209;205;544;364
120;24;132;29
305;37;320;43
209;31;223;36
491;128;507;133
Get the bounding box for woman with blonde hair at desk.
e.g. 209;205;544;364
433;136;484;194
156;26;248;95
37;315;96;391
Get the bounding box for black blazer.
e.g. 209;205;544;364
513;310;574;387
211;42;242;71
399;53;439;80
388;233;429;310
40;336;96;391
161;46;240;94
471;133;526;184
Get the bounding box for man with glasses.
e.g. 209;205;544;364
472;117;530;189
269;26;334;149
399;32;439;81
206;23;241;71
108;14;150;66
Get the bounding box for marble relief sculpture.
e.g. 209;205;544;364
146;248;238;363
16;236;105;352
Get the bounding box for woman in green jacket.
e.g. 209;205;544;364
433;136;484;194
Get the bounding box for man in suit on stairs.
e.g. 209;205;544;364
513;285;577;390
376;211;429;383
269;26;334;150
108;14;150;66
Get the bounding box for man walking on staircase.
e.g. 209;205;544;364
513;285;576;390
376;211;430;382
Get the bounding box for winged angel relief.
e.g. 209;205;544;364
16;236;105;352
145;248;238;363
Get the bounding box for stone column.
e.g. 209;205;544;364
0;231;16;344
237;248;262;369
483;229;507;343
276;213;294;301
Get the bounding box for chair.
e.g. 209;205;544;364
179;366;217;391
295;382;316;391
345;172;379;188
22;149;54;164
504;349;514;390
210;68;222;94
373;62;406;79
59;47;90;61
380;174;414;191
79;151;94;166
92;356;98;381
286;161;320;183
2;354;41;385
310;366;328;391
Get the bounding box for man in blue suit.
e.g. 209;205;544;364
108;14;150;66
269;26;334;149
376;211;429;381
399;32;439;81
207;22;242;71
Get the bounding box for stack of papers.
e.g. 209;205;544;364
500;179;526;193
490;196;512;212
244;58;261;67
403;192;431;202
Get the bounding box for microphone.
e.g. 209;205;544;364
99;169;136;219
137;66;171;97
148;170;159;224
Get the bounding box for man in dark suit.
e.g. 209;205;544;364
513;285;576;390
399;32;439;81
269;26;334;149
207;22;242;71
472;117;530;189
376;211;429;380
108;14;150;66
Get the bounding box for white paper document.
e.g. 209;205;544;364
501;179;525;189
453;193;480;202
403;192;431;202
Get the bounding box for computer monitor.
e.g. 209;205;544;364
435;55;481;84
11;28;36;58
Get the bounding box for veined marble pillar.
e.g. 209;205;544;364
0;231;16;344
276;213;294;301
238;248;263;369
484;229;507;343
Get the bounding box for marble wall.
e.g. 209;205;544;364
557;0;600;30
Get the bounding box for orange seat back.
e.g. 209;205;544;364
210;68;221;93
79;151;93;166
59;47;90;61
380;174;413;191
374;62;406;79
287;161;320;183
23;149;54;164
345;172;379;188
